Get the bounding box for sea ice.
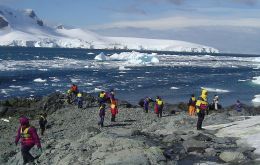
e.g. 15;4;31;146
252;76;260;85
201;87;230;93
33;78;47;83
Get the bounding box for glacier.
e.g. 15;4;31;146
0;5;219;53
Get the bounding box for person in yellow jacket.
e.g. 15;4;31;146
155;96;164;118
188;94;196;116
196;89;208;130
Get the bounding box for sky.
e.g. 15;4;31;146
1;0;260;54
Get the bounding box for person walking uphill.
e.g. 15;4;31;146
15;116;42;164
156;96;164;118
39;113;47;136
196;89;208;130
188;94;196;116
98;103;106;127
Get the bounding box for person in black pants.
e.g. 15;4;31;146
39;113;47;136
196;89;208;130
156;97;164;118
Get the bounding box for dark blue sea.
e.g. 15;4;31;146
0;47;260;106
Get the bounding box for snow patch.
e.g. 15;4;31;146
206;116;260;155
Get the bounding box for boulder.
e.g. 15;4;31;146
182;139;207;153
193;133;212;141
0;106;8;117
219;151;247;163
162;134;182;143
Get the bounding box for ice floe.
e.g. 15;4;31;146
252;76;260;85
33;78;47;83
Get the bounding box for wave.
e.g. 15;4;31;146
201;87;230;93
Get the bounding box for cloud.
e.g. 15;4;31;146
102;5;146;15
93;16;260;30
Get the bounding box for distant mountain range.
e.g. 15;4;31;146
0;5;219;53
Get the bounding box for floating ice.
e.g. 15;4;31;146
70;78;80;83
252;94;260;106
119;66;130;70
50;77;60;82
170;87;179;90
33;78;47;83
201;87;230;93
94;52;109;61
19;87;31;91
94;88;102;92
94;51;159;65
38;69;48;71
238;79;247;82
252;76;260;85
87;52;95;55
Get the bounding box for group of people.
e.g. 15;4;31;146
140;96;165;118
15;85;245;164
66;84;83;108
15;113;47;164
97;90;118;127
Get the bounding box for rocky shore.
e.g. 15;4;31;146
0;92;260;165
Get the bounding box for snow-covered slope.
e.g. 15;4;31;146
0;5;219;53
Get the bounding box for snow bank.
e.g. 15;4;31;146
0;5;219;53
201;87;230;93
206;116;260;155
94;51;160;65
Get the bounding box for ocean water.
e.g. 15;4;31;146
0;47;260;106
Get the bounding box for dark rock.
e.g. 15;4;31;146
37;19;43;26
193;133;212;141
0;106;8;117
182;139;207;153
118;100;133;108
56;25;64;29
0;16;8;28
163;143;186;160
131;129;143;136
162;134;182;143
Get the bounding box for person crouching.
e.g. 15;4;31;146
15;116;42;164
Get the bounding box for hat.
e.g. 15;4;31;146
19;116;29;125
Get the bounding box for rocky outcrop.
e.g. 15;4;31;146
0;93;259;164
0;16;8;28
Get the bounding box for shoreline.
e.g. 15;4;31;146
1;92;260;164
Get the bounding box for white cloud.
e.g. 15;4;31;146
94;16;260;30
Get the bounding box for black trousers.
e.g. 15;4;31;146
111;115;116;122
21;145;34;164
157;107;163;118
197;112;205;130
40;126;46;136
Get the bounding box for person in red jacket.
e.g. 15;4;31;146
110;98;118;122
15;116;42;164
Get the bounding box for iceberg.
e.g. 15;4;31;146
94;51;160;65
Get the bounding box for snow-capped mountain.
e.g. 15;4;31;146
0;5;219;53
